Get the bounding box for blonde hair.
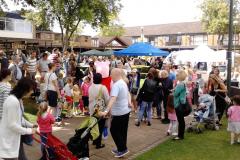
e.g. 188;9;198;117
73;84;79;91
37;102;48;117
177;70;187;81
161;70;169;78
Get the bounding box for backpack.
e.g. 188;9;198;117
94;86;106;113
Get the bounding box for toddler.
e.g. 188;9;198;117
37;102;55;160
166;94;178;136
71;84;82;116
227;95;240;145
81;76;91;115
64;78;73;117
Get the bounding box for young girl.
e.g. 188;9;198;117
166;94;178;136
64;78;73;117
37;102;55;160
81;76;91;115
227;95;240;145
71;84;82;116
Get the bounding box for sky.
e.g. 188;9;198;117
6;0;203;36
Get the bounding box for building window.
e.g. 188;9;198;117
5;18;14;31
0;17;32;33
190;35;208;45
223;34;239;45
0;21;5;30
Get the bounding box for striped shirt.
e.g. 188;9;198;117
27;58;37;73
0;82;11;120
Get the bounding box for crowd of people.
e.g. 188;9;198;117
0;47;240;160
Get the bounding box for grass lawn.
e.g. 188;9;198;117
134;119;239;160
23;98;38;123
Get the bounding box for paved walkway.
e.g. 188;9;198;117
25;115;169;160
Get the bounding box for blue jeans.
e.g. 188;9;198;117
138;101;153;122
156;102;162;117
40;133;55;160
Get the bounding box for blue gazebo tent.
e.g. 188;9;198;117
114;42;169;56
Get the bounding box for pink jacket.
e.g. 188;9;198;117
37;113;55;133
81;82;91;97
227;105;240;122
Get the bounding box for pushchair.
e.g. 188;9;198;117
187;94;219;133
33;132;78;160
67;115;100;160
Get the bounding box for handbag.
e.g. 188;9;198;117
19;100;33;146
179;84;192;117
180;99;192;117
130;88;138;95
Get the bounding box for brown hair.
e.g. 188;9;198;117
167;94;175;113
37;102;48;117
232;95;240;105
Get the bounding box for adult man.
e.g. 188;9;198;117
26;51;37;80
0;50;8;72
8;55;22;83
99;68;131;158
37;52;51;78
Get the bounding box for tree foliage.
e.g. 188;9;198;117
100;15;125;37
200;0;240;45
23;0;122;51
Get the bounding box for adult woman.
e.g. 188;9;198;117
208;74;227;123
173;70;187;140
45;63;60;118
67;53;77;77
88;73;109;149
136;71;157;126
160;70;173;123
0;78;36;159
0;69;12;121
128;69;140;111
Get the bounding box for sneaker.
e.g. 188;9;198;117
147;122;151;126
111;149;118;155
135;122;140;127
114;149;129;158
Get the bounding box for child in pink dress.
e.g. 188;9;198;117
81;76;91;115
37;102;55;160
166;94;178;136
227;95;240;145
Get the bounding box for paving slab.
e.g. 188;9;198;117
25;115;169;160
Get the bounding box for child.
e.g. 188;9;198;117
166;94;178;136
64;78;73;117
72;84;82;116
35;73;45;103
81;76;91;115
57;73;64;91
227;95;240;145
37;102;55;160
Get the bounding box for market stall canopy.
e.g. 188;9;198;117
81;49;104;56
114;42;169;56
102;50;114;56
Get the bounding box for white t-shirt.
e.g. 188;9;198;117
44;72;57;91
63;84;72;97
110;79;131;116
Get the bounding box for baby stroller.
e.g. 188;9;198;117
67;115;100;160
187;94;219;133
33;132;78;160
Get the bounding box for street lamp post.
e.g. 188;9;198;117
227;0;234;96
178;32;182;51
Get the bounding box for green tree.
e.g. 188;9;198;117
23;0;122;51
200;0;240;46
100;16;125;37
